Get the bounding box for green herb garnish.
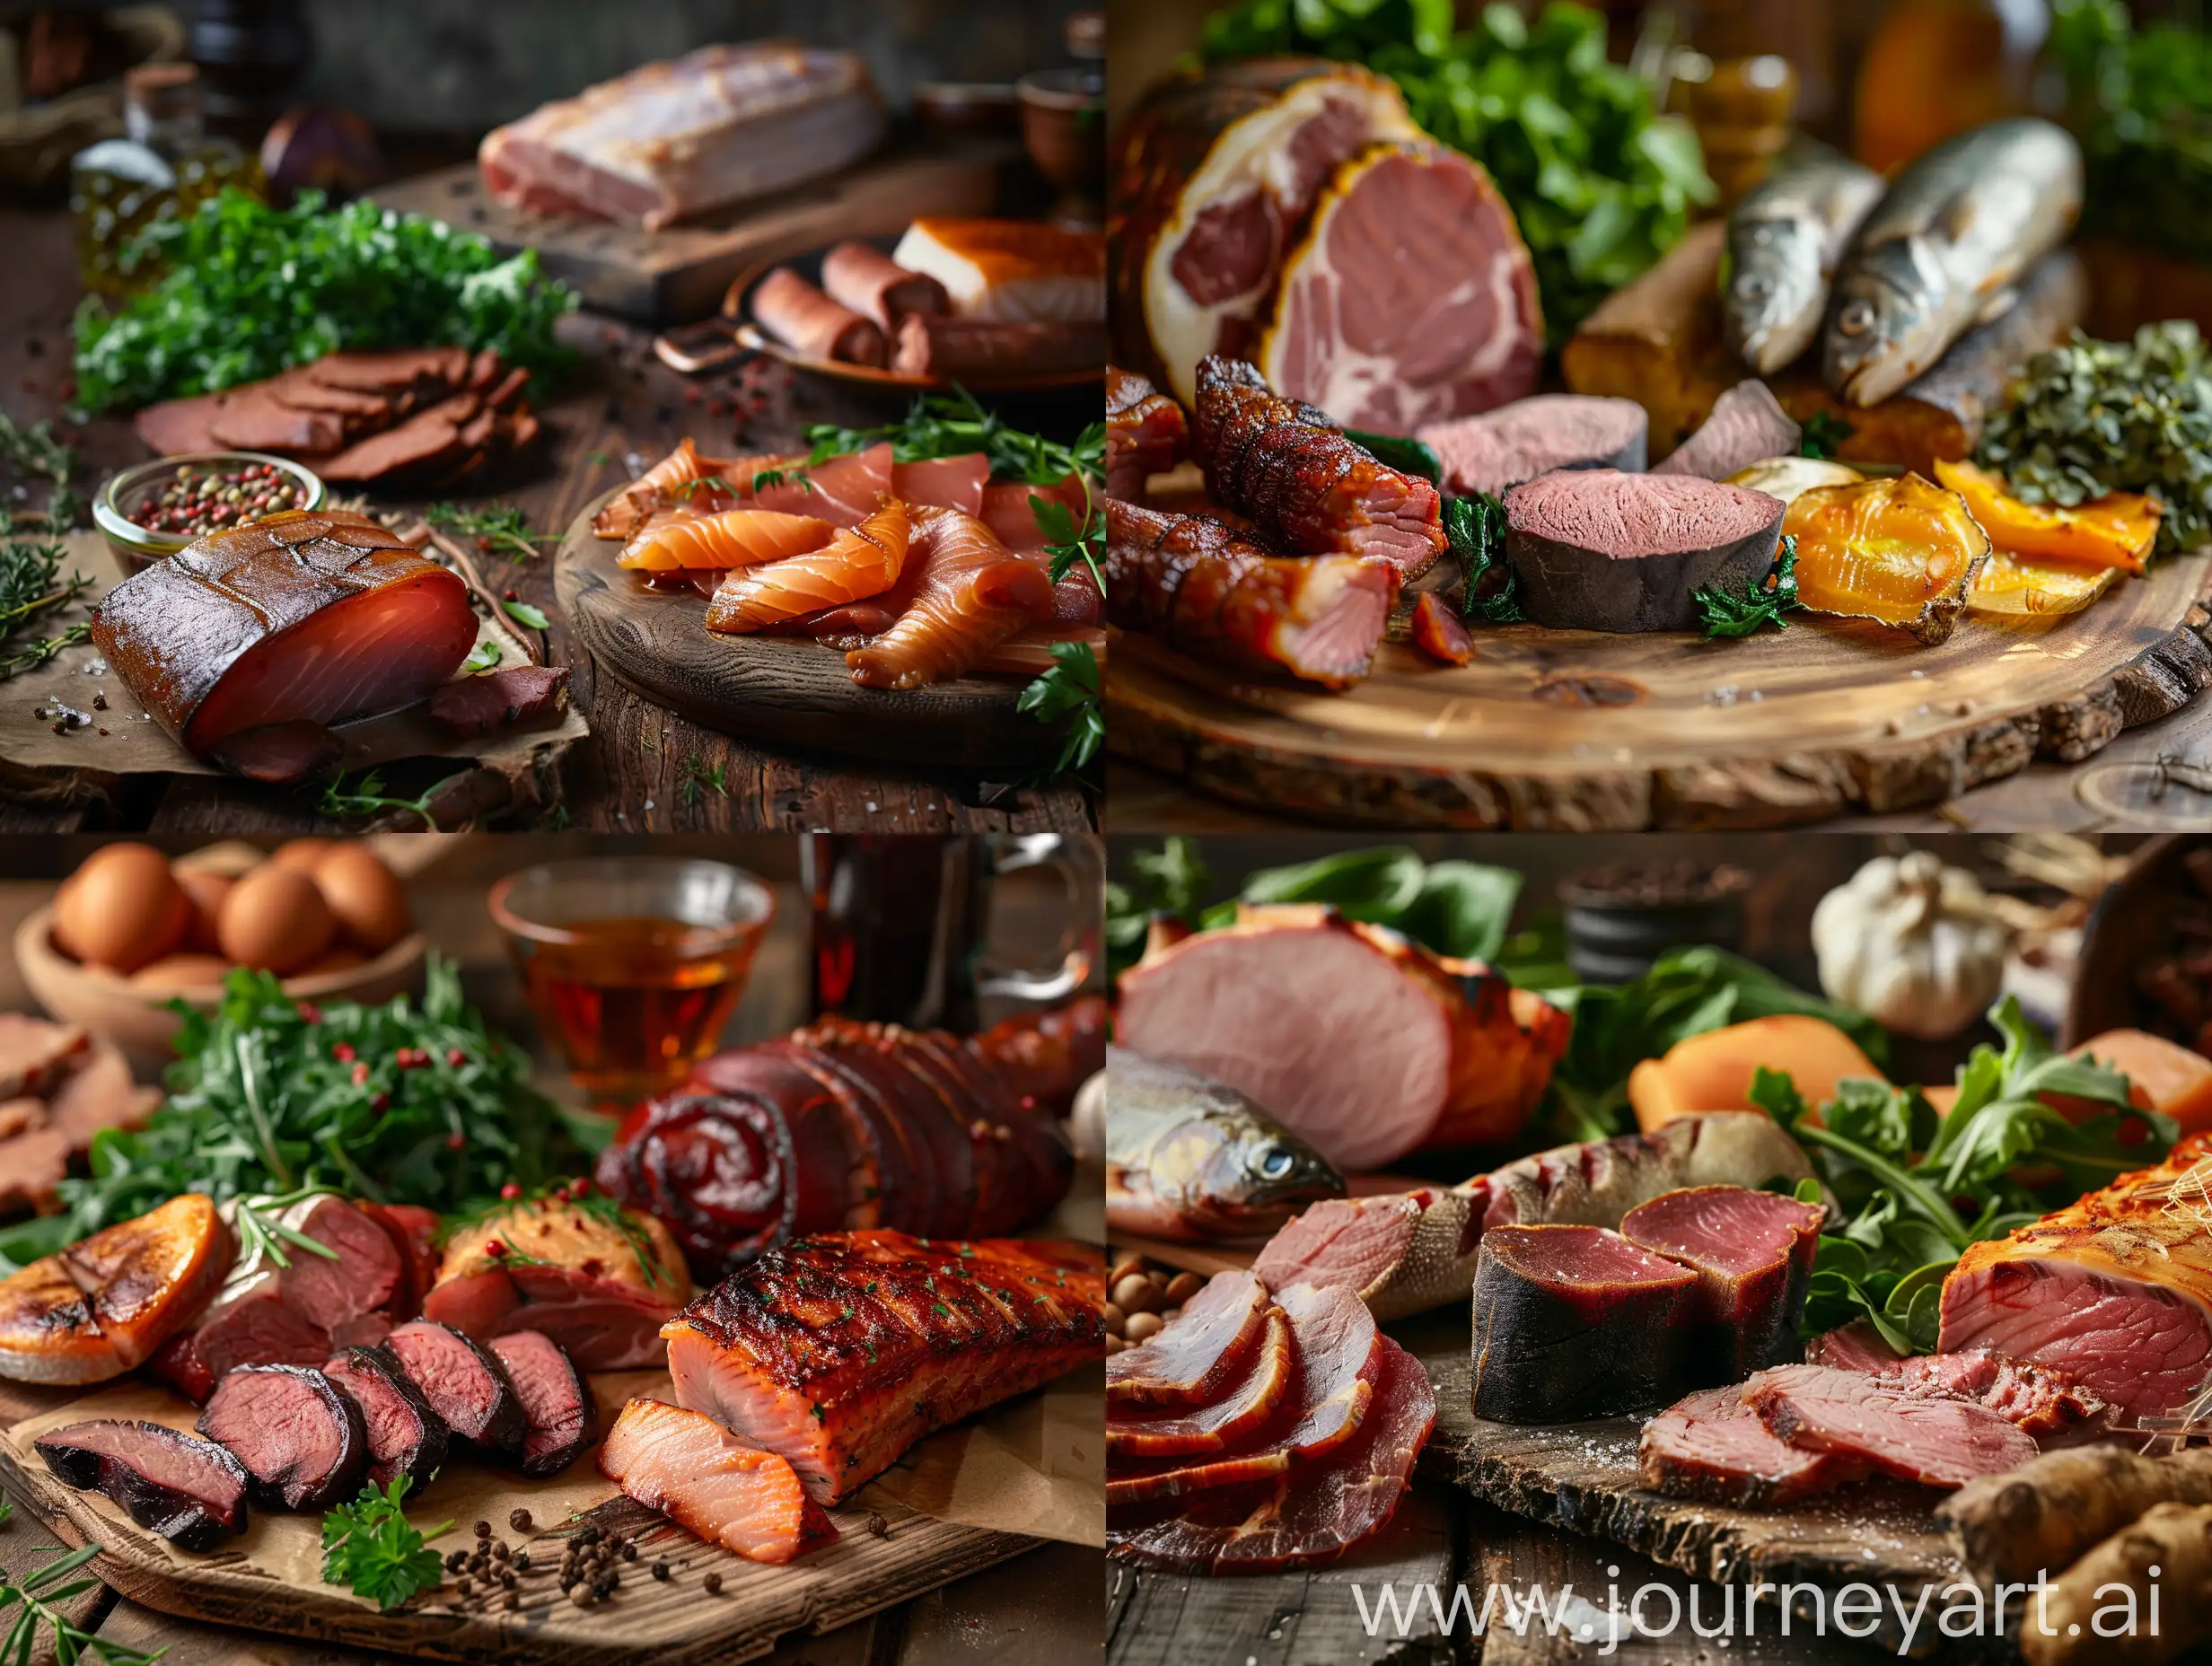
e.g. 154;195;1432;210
234;1186;344;1270
0;412;81;530
458;640;502;676
806;388;1102;488
321;1477;451;1612
1200;0;1715;344
1976;321;2212;555
745;467;812;495
0;1543;163;1663
317;768;466;830
1445;494;1523;626
1345;428;1444;485
502;598;550;632
74;189;576;412
1694;535;1800;638
680;754;728;808
1016;640;1103;777
0;512;93;681
55;958;569;1238
424;503;550;565
1797;411;1856;461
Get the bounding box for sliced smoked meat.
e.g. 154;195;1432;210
1108;1270;1269;1409
325;1343;450;1494
308;346;468;396
1107;1281;1382;1506
428;666;570;738
268;368;391;422
1104;500;1397;689
1107;1305;1293;1460
1640;1386;1868;1506
1743;1363;2037;1488
1418;395;1649;497
1112;60;1418;408
1806;1319;1908;1373
385;1320;526;1458
0;1015;87;1100
58;1193;232;1371
599;1398;836;1565
1108;1336;1434;1574
1106;364;1189;501
1868;1352;2111;1442
822;241;948;330
1192;356;1444;573
198;1363;367;1510
754;267;885;365
207;390;344;455
1620;1186;1823;1382
1472;1224;1697;1422
206;721;343;785
1409;592;1474;665
35;1420;250;1551
1503;469;1786;635
1115;905;1569;1171
316;407;467;483
133;392;224;456
489;1329;597;1477
1261;140;1541;434
92;511;478;754
0;1256;123;1383
1652;379;1802;481
890;316;1105;380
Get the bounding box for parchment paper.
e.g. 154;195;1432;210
3;528;587;776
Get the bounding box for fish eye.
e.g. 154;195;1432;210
1734;274;1769;300
1839;299;1874;337
1257;1147;1295;1179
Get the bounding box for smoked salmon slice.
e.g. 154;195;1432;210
846;505;1055;689
599;1398;836;1565
707;500;910;635
617;510;836;572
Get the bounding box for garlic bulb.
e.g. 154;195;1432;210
1811;851;2012;1039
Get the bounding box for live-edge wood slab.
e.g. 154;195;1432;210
1396;1317;1999;1661
557;488;1058;771
1108;547;2212;831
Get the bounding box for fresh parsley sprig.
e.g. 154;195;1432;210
317;768;468;830
0;1543;163;1664
1695;536;1800;639
1016;640;1103;776
805;388;1103;487
321;1477;451;1612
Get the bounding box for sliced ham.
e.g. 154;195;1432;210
1640;1386;1868;1505
91;512;478;755
1879;1352;2111;1442
1653;380;1802;481
1115;905;1570;1170
1742;1363;2038;1488
1260;140;1542;433
891;317;1108;380
1108;1269;1268;1408
752;267;885;365
1419;395;1650;497
1106;1305;1294;1460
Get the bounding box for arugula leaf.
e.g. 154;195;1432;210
74;189;575;411
1016;640;1103;778
322;1476;451;1612
1695;536;1800;638
502;598;550;631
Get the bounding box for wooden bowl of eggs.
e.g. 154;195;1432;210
14;838;426;1071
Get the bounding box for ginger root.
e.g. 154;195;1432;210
2019;1502;2212;1666
1939;1445;2212;1584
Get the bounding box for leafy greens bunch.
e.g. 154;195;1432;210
1752;995;2169;1354
51;956;571;1244
74;189;578;412
1200;0;1715;343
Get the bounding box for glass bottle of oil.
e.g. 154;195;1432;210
70;64;262;302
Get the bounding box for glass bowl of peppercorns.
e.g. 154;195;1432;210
94;452;327;570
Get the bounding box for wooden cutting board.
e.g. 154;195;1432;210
1392;1315;1995;1662
370;140;1018;323
1107;548;2212;831
0;1368;1057;1666
555;489;1058;770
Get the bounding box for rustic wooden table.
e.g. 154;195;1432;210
0;208;1098;837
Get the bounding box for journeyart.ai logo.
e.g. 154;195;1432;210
1352;1570;2169;1656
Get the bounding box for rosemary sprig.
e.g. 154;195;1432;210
234;1185;343;1270
0;621;91;683
424;502;550;564
0;511;94;680
0;1542;164;1664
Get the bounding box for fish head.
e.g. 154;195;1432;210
1824;234;1950;408
1724;215;1828;374
1189;1123;1345;1236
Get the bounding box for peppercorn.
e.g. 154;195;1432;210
445;1550;467;1574
620;1542;636;1562
570;1585;595;1609
514;1552;531;1572
475;1520;492;1539
503;1591;520;1611
651;1559;670;1582
703;1572;722;1594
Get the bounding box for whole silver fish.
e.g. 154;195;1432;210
1106;1048;1344;1242
1823;118;2083;408
1724;155;1886;375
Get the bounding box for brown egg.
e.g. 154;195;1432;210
173;868;233;955
312;845;411;955
52;844;191;973
217;864;336;975
268;837;335;874
130;952;233;991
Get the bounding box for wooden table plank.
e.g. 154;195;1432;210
0;206;1097;834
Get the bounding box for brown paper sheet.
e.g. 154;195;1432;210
3;529;587;777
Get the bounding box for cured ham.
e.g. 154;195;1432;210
663;1232;1105;1504
1104;500;1396;689
1192;356;1444;574
1115;905;1571;1169
421;1193;693;1370
1940;1134;2212;1424
1470;1225;1697;1422
1110;1270;1270;1408
756;443;893;525
478;44;885;229
891;317;1109;380
1641;1387;1869;1506
891;454;990;516
751;268;884;366
599;1398;835;1565
617;510;834;572
706;499;909;634
845;506;1054;690
821;241;948;330
1107;1305;1294;1460
1107;365;1189;500
92;513;479;755
1620;1186;1823;1383
1742;1364;2038;1488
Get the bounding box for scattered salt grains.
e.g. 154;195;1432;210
1707;685;1740;706
81;657;107;675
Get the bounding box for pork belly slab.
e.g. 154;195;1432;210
663;1231;1105;1504
479;43;885;229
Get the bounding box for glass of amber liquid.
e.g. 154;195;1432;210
489;858;775;1113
